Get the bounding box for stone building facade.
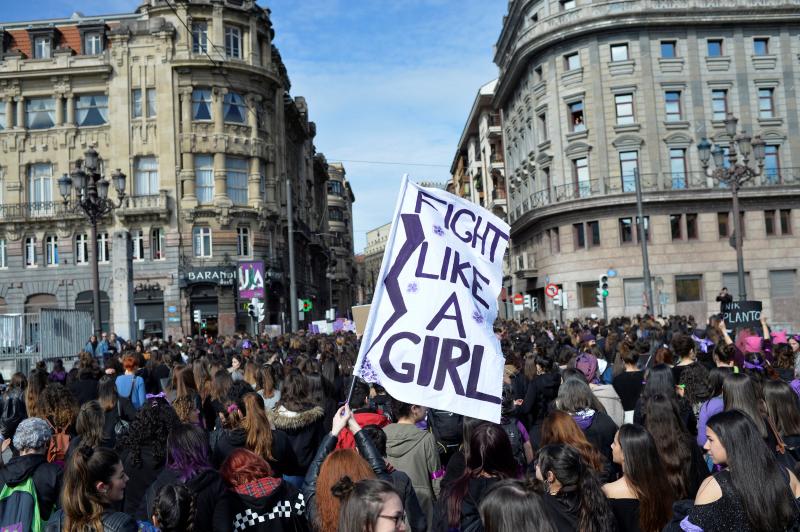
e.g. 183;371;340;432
0;0;334;339
495;0;800;330
325;162;357;318
362;222;392;304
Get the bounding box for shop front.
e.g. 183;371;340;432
183;265;237;337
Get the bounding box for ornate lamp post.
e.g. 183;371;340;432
697;114;766;301
57;146;126;336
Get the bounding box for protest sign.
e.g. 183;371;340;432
354;176;510;423
238;261;265;299
352;305;371;336
722;300;762;330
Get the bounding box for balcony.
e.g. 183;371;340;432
0;201;84;224
490;153;505;168
488;113;502;137
117;191;171;223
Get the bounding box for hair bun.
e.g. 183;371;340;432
331;476;356;500
78;446;94;460
522;476;545;494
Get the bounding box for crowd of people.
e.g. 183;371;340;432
0;312;798;531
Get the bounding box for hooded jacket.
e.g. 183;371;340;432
384;423;441;530
0;453;62;521
144;468;232;532
516;371;560;441
268;405;325;477
120;445;166;520
572;408;617;463
0;388;27;439
229;477;311;532
335;408;390;449
46;510;138;532
210;426;298;478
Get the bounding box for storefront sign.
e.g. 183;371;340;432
238;261;265;299
185;266;236;286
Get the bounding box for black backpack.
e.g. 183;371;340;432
501;417;526;470
427;409;463;455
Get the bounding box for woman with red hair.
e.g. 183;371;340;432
221;448;310;531
116;354;146;410
540;410;611;481
302;405;389;532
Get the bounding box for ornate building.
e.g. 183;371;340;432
494;0;800;330
325;162;356;318
0;0;334;339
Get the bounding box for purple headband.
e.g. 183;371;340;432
743;359;764;372
691;334;714;354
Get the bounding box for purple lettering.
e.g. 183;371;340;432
414;242;438;280
466;345;502;404
426;292;466;339
379;332;420;383
433;338;470;395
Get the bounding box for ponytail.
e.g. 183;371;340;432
62;446;120;532
242;393;274;461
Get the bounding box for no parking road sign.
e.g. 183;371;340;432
545;283;560;299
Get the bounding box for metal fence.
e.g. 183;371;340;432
0;309;93;372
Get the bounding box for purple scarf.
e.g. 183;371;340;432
572;408;595;431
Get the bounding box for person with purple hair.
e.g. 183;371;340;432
142;424;231;532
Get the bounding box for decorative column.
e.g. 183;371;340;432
248;156;261;208
213;88;225;135
54;94;64;126
15;96;24;128
181;152;197;201
66;94;75;126
213;152;230;206
5;96;13;129
180;87;192;132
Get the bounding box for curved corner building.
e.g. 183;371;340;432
494;0;800;329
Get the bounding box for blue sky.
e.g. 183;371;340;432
5;1;506;252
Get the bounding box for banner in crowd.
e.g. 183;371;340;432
722;300;762;330
238;261;265;299
354;176;510;423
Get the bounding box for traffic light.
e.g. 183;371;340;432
193;309;202;323
596;274;609;307
302;299;313;313
247;302;256;320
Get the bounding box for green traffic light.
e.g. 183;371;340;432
602;290;609;297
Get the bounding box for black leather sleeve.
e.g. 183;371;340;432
354;430;388;480
301;432;338;505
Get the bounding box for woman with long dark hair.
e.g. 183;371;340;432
435;423;518;531
696;367;731;447
117;397;180;518
603;424;672;532
143;424;232;532
764;379;800;454
46;447;136;531
643;394;708;500
150;484;197;532
633;364;696;433
478;478;557;532
515;351;561;446
685;410;800;531
540;410;608;479
535;444;615;532
0;372;27;440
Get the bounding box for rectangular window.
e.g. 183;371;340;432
28;163;53;216
770;270;796;298
84;33;102;55
579;281;599;308
619;151;638;193
573;157;590;197
45;235;58;266
0;101;5;131
564;52;581;71
26;98;56;129
97;232;110;263
134;157;159;196
195;154;215;204
619;217;634;244
686;213;698;240
670;148;687;189
588;220;600;247
146;88;156;118
614;93;635;125
225;26;241;59
780;209;792;235
610;43;629;62
223;91;247;123
327;181;344;195
765;210;776;236
193;227;212;258
754;38;769;56
537;112;548;141
670;214;683;240
660;41;677;58
192;89;213;121
75;234;88;265
0;239;6;269
25;236;36;267
226;156;248;205
758;88;774;118
549;227;560;254
569;101;585;131
707;39;723;57
718;212;729;238
132;229;144;261
665;91;682;122
34;36;51;59
764;145;780;183
573;223;586;249
624;278;644;307
722;272;751;301
561;0;576;10
676;275;703;302
237;227;251;257
75;94;109;127
329;207;345;221
711;90;728;121
192;21;208;54
637;216;650;242
132;88;158;119
151;228;165;260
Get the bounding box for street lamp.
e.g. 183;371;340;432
697;113;765;301
58;146;126;336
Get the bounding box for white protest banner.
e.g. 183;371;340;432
354;176;510;423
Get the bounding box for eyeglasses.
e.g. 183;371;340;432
378;511;406;528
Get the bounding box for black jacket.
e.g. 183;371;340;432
228;478;311;532
68;375;99;405
302;431;388;527
433;476;501;532
46;509;137;532
144;468;232;532
388;467;428;532
120;445;166;519
516;372;560;431
210;427;298;478
0;389;27;439
268;406;325;476
0;453;62;521
582;411;618;463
